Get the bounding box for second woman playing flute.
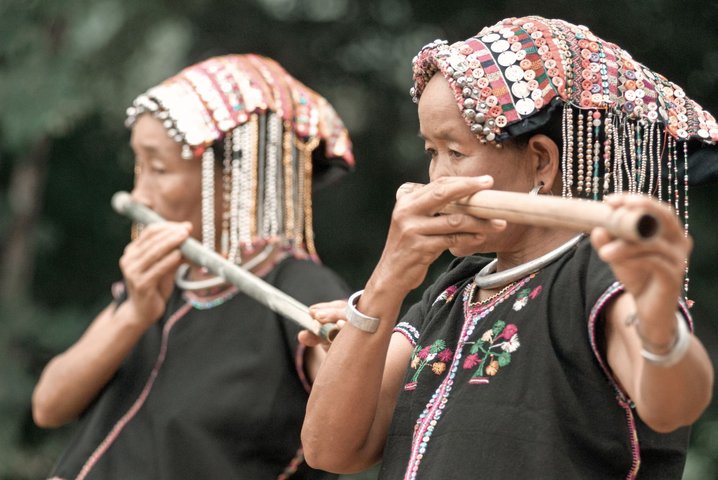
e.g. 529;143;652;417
32;54;354;480
301;15;717;479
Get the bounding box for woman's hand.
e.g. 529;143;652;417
372;175;507;296
591;194;691;345
299;300;348;350
594;195;713;432
119;221;191;328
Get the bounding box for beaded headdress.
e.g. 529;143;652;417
411;16;718;233
126;54;354;263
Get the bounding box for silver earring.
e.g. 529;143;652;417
529;182;544;195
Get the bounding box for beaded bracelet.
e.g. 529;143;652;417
345;290;380;333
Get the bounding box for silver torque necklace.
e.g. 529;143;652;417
174;244;275;291
474;234;585;289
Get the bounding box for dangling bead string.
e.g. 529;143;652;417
624;122;633;193
201;147;216;252
647;122;657;197
249;114;260;242
666;136;673;203
656;129;663;201
221;134;233;257
238;122;253;251
264;112;282;238
602;109;613;198
256;113;267;239
585;110;594;197
561;104;573;198
576;110;585;195
638;122;647;193
591;111;601;199
627;122;638;193
638;122;649;193
613;114;624;195
671;136;680;216
296;136;321;259
291;141;304;249
282;122;296;248
229;127;243;264
683;141;690;234
683;140;690;294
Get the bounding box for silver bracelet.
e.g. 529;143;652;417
634;311;691;367
345;290;380;333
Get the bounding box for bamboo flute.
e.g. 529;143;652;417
398;183;660;242
111;191;338;342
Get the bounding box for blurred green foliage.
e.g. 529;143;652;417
1;1;717;479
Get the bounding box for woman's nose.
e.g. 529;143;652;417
130;173;152;209
428;156;451;182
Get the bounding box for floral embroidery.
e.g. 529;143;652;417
405;339;454;390
404;275;532;479
432;284;460;306
512;285;543;311
463;319;520;384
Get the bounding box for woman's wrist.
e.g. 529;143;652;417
626;311;691;367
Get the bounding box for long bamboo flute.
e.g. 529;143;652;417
111;191;338;342
398;183;660;241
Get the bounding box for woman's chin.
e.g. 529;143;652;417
448;246;479;258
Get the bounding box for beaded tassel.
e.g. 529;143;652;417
293;143;304;249
602;110;613;197
626;123;638;193
613;116;624;195
296;137;321;259
591;112;601;200
282;124;296;248
576;111;585;195
646;123;656;197
263;112;282;238
562;105;574;198
201;148;216;252
221;134;233;257
229;127;243;264
585;111;594;197
656;130;663;202
683;141;690;294
237;119;255;250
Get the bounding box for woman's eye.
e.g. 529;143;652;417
149;162;167;174
424;148;437;159
449;149;465;159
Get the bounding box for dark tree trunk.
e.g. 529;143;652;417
0;137;50;301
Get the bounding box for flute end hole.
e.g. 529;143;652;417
637;214;660;240
323;324;339;343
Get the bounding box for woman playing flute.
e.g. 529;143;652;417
32;54;354;480
301;16;718;479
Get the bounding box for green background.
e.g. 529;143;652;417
1;1;717;478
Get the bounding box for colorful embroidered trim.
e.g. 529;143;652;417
587;281;694;479
394;321;421;347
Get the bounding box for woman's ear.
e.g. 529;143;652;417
527;134;561;194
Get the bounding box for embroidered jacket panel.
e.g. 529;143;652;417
49;258;347;480
382;238;689;480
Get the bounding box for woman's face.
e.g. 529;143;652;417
418;74;535;255
130;114;204;239
418;74;533;191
